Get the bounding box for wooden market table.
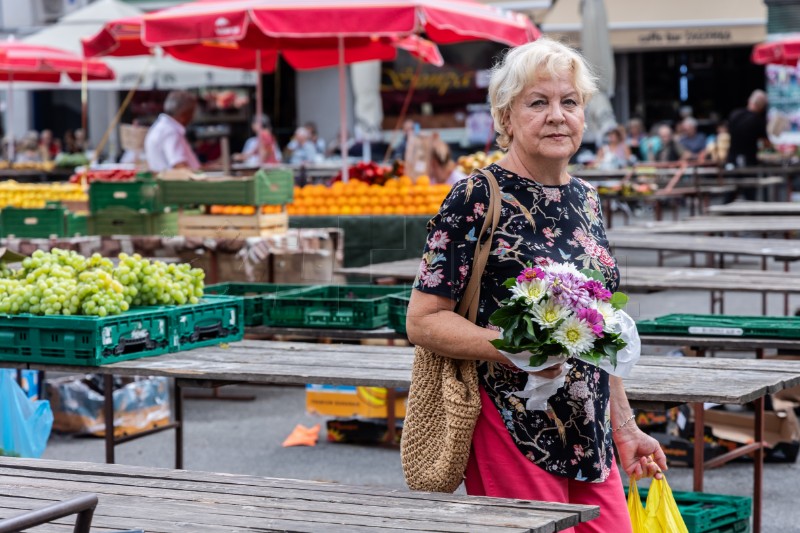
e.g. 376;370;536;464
613;215;800;235
337;259;800;314
0;457;597;533
708;201;800;217
9;341;799;533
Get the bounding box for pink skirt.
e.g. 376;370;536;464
465;386;632;533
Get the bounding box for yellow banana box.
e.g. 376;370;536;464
305;384;407;419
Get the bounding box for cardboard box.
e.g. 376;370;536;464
704;407;800;463
306;384;407;419
649;431;725;467
326;418;403;445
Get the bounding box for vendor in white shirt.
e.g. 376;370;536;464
144;90;201;172
428;136;467;187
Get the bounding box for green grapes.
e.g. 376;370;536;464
0;249;205;317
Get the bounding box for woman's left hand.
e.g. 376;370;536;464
614;427;668;480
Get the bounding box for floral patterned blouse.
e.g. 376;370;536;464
413;163;620;483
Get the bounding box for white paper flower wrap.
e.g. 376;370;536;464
497;310;641;411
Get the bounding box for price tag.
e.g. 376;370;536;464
687;326;743;336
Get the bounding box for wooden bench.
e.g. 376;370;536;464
0;457;597;532
709;201;800;217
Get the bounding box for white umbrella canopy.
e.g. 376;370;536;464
580;0;617;147
22;0;254;89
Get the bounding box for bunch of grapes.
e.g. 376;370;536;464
0;249;205;317
114;253;204;307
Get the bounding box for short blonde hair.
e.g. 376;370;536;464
488;38;598;150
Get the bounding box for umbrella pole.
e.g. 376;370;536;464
7;72;13;163
256;51;264;166
81;61;88;143
383;59;423;163
338;35;348;182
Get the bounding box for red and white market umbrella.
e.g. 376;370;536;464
0;39;114;161
86;0;538;178
752;37;800;66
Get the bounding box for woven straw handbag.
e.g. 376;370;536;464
401;169;501;493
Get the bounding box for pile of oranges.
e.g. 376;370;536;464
286;175;451;216
207;205;284;215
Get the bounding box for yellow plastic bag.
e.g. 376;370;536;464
628;476;689;533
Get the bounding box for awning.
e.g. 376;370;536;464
538;0;766;51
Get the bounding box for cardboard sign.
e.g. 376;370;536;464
0;248;27;263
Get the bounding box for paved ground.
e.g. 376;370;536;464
40;205;800;533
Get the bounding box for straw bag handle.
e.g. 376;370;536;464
455;169;501;323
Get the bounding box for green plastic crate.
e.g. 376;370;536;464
88;208;179;236
0;307;172;366
636;314;800;339
158;168;294;206
626;486;751;533
0;204;67;238
67;213;88;236
388;289;412;334
170;294;245;351
89;180;167;214
702;519;749;533
263;285;406;329
203;283;316;327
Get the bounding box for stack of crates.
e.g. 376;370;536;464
626;486;752;533
88;175;178;236
159;168;293;238
0;202;87;238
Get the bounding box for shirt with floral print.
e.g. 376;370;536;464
413;163;620;483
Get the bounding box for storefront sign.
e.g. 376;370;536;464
547;25;765;51
381;66;475;96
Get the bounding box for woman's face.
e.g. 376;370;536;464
506;74;584;163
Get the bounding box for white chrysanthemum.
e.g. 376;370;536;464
552;315;596;357
510;279;548;305
543;261;585;280
594;301;619;332
530;300;571;329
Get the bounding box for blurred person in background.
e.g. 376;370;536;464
38;129;60;161
727;89;769;169
391;118;417;161
427;135;467;186
144;90;201;172
593;125;631;170
625;118;646;162
304;121;326;155
703;122;730;165
286;126;320;165
235;114;282;166
16;131;41;163
651;124;683;162
677;117;706;160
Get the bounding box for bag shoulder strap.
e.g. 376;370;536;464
455;168;501;322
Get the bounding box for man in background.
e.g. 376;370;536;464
726;89;769;201
144;90;201;172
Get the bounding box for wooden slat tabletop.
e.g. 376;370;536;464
337;260;800;294
606;232;800;261
614;216;800;234
708;201;800;217
640;334;800;351
16;341;800;407
0;457;598;533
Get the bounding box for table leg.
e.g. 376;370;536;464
692;402;704;492
761;257;768;315
385;388;398;446
784;261;791;316
175;378;184;470
104;374;115;464
753;395;765;533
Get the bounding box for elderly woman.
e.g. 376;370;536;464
406;38;666;532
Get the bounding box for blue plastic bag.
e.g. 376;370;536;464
0;369;53;458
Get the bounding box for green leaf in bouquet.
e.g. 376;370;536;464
523;315;539;339
580;268;605;282
489;305;520;330
609;292;629;310
528;353;549;367
503;277;517;289
582;350;604;364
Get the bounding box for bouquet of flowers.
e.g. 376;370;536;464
489;260;640;411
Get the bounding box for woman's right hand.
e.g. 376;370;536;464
529;363;565;379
